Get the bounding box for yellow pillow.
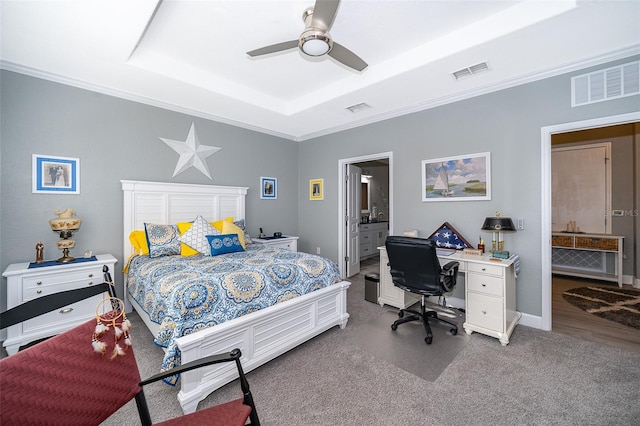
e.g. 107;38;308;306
129;230;149;255
211;216;234;231
177;222;199;256
221;220;246;249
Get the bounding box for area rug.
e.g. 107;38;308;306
348;308;470;382
563;286;640;330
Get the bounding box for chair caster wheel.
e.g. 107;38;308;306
391;323;398;331
450;328;458;336
425;336;433;344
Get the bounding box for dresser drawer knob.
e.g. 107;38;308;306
88;273;94;278
36;290;42;294
87;282;94;286
37;281;43;285
482;283;486;287
481;267;486;271
482;310;487;315
59;308;73;314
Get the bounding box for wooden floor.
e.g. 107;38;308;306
552;275;640;353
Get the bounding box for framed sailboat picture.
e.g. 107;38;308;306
422;152;491;202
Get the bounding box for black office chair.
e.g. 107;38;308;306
385;236;459;344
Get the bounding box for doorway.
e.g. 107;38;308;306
540;111;640;331
337;152;393;278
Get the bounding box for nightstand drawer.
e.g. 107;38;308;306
22;293;106;334
466;293;504;332
467;262;503;277
24;279;101;301
467;273;503;297
23;268;102;289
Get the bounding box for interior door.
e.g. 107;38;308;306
552;143;610;233
346;164;361;277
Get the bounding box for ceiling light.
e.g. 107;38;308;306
299;30;332;56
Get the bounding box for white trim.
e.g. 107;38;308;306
540;111;640;331
4;45;638;142
337;152;393;278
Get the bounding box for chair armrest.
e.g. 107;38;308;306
139;348;242;386
441;261;459;275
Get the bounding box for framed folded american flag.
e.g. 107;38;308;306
428;222;473;250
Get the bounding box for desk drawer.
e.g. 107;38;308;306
466;293;503;332
467;273;503;297
466;262;503;277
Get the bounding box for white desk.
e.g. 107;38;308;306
378;247;520;346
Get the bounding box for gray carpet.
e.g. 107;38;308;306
102;259;640;425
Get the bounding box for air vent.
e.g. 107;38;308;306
346;103;372;113
452;62;490;80
572;60;639;107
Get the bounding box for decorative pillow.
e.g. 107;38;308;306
210;216;234;232
176;222;198;256
129;230;149;255
179;215;220;255
206;234;245;256
233;219;253;244
221;220;246;248
144;223;181;258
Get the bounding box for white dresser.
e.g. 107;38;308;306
252;235;298;251
378;248;520;345
2;254;117;355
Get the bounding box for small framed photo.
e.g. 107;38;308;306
309;178;323;200
32;154;80;194
422;152;491;202
260;177;277;199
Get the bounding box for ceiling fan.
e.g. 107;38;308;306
247;0;368;72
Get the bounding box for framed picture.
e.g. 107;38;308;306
32;154;80;194
422;152;491;202
260;177;277;199
309;178;323;200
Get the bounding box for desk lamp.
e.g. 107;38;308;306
481;212;516;252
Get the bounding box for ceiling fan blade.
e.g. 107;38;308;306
329;42;368;71
311;0;340;30
247;40;298;57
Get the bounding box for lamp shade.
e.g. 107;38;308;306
481;215;516;232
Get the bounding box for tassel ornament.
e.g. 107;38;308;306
110;344;126;360
92;297;132;360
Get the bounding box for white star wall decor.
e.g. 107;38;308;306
159;122;221;180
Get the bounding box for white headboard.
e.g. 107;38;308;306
121;180;248;260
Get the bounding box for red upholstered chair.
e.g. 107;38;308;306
0;288;259;426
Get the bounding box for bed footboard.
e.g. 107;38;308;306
176;280;350;414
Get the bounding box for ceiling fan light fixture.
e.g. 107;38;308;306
299;30;332;56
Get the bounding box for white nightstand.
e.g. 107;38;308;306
2;254;117;355
252;236;298;252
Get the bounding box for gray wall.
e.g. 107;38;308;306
297;55;640;317
1;55;638;320
0;70;299;302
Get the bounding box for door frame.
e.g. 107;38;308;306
337;151;393;278
540;111;639;331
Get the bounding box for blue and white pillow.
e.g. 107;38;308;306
206;234;245;256
145;223;181;258
179;215;220;255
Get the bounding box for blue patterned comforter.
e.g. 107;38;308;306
126;244;342;384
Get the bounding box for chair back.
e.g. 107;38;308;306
1;317;141;425
385;236;450;296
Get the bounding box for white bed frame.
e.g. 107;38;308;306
121;180;350;414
